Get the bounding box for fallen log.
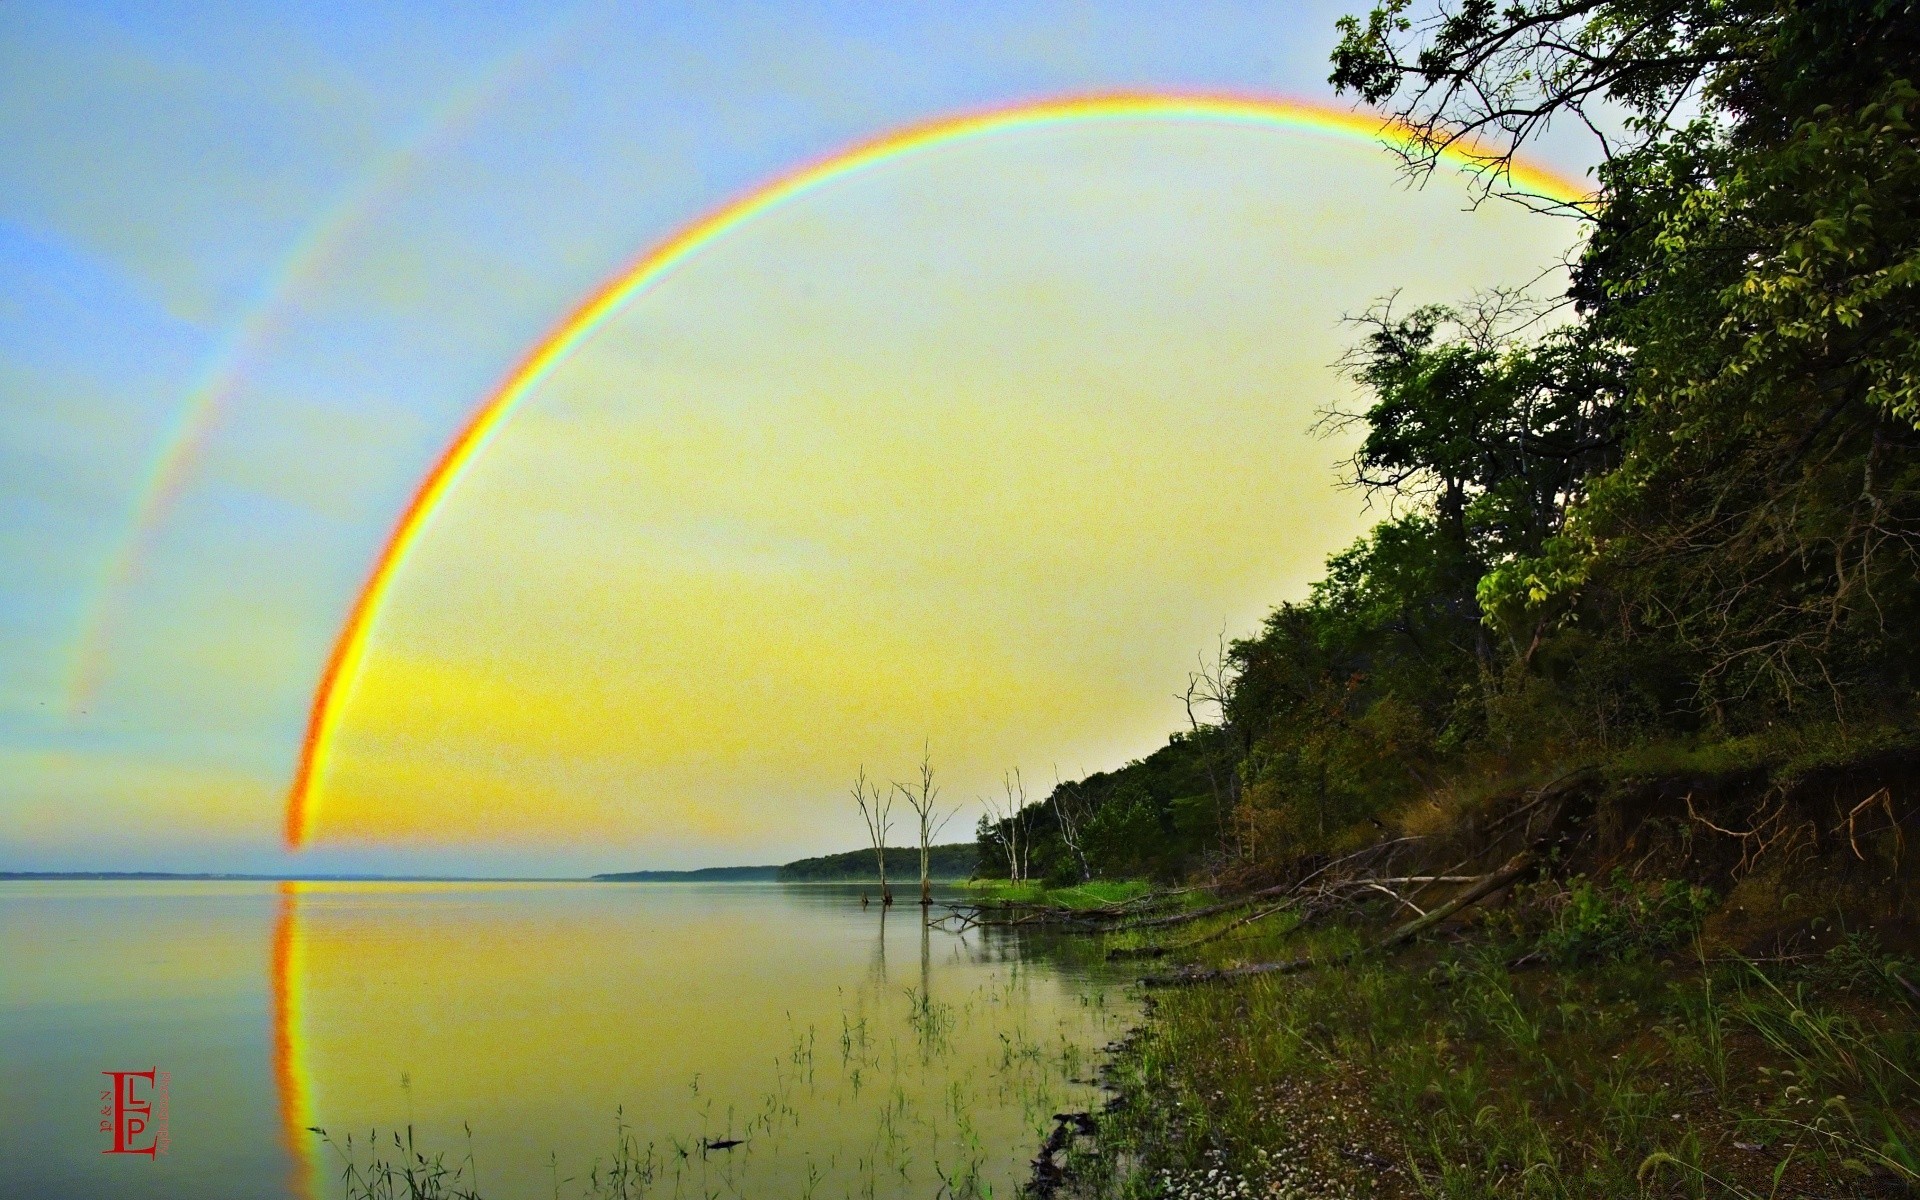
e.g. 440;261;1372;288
1109;899;1299;960
1143;954;1322;986
1374;850;1534;947
1115;892;1272;931
1104;838;1434;935
1141;850;1536;987
928;903;1109;932
1112;867;1474;960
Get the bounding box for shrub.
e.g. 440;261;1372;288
1520;872;1717;964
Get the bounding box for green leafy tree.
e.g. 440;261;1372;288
1342;0;1920;721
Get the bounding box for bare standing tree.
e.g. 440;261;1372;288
1002;769;1035;883
894;744;958;908
1183;631;1244;864
1050;768;1092;883
980;791;1015;882
980;780;1025;883
852;767;894;906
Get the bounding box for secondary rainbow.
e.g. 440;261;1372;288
61;12;591;718
283;90;1589;847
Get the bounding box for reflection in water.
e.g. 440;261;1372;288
2;882;289;1200
269;886;313;1200
267;882;1127;1199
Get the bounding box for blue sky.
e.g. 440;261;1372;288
0;1;1595;875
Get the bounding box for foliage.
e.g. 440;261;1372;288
981;0;1920;891
1801;930;1920;1005
1328;0;1920;200
1218;306;1628;857
1565;79;1920;718
963;15;1920;1198
775;843;976;883
1498;871;1717;965
956;878;1154;909
975;732;1224;883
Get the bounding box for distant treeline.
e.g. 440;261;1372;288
0;871;527;882
590;865;780;882
776;843;977;883
591;844;977;884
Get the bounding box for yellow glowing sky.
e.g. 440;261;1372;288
313;121;1577;854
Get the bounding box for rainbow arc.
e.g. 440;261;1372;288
283;90;1588;847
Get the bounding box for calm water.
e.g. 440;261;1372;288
2;881;1133;1200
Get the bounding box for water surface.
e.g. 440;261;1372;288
2;880;1130;1199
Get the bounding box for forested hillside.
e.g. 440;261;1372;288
1033;7;1920;1195
981;0;1920;921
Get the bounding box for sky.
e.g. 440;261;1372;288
0;1;1593;876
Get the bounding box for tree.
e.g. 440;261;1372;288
981;770;1036;882
1333;0;1920;721
1049;771;1093;884
1569;94;1920;713
1330;297;1624;664
1182;634;1245;862
894;745;958;907
851;767;894;905
975;812;1010;882
1005;770;1036;883
1329;0;1919;206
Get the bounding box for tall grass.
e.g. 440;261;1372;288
1088;919;1920;1199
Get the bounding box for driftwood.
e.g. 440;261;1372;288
1108;874;1482;961
1375;850;1534;947
927;883;1219;934
928;903;1108;933
1142;850;1537;987
1143;955;1322;985
1109;899;1298;960
1095;885;1209;914
1393;768;1588;907
1115;892;1278;931
1112;838;1432;936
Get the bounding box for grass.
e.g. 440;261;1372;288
1599;721;1920;786
958;879;1160;909
1082;913;1920;1199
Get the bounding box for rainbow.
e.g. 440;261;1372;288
62;13;590;718
283;90;1589;847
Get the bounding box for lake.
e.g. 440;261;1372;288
2;880;1134;1199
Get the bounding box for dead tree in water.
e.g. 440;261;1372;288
895;745;958;908
852;767;894;905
